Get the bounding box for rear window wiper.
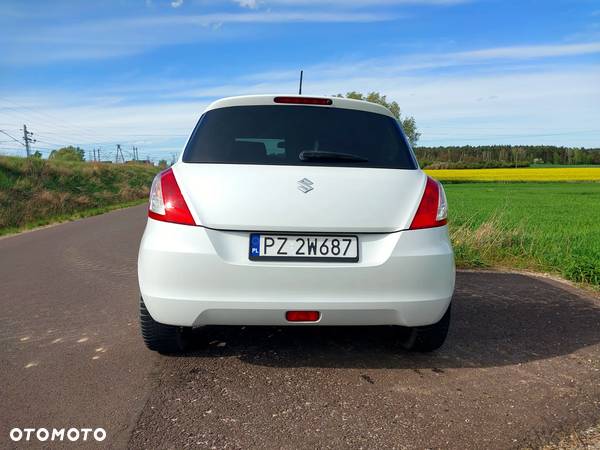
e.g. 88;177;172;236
299;150;368;163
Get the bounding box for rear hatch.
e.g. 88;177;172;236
176;100;425;233
175;163;425;233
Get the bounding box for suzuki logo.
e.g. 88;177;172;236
297;178;314;193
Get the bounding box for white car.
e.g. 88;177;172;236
138;94;455;354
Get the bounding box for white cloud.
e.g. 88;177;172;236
455;42;600;60
0;0;473;66
237;41;600;85
5;14;597;66
234;0;259;8
1;11;398;64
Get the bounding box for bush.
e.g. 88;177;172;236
48;146;85;162
0;156;159;233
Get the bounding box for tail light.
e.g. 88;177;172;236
409;176;448;230
148;168;196;226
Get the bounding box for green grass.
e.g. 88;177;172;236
445;182;600;286
0;156;159;235
0;199;148;237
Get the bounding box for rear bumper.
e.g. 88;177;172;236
138;220;455;327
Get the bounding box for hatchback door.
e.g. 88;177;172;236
175;163;425;233
176;100;425;234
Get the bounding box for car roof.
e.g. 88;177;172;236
203;94;396;119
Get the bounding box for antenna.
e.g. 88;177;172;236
298;70;303;95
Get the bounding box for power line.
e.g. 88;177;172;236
0;129;24;146
0;96;104;138
0;107;106;145
34;139;68;147
0;106;188;148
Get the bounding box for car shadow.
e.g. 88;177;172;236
176;271;600;369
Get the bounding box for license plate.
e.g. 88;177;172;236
249;233;359;262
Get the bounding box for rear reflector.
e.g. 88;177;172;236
274;96;333;105
286;311;320;322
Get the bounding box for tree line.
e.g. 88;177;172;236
414;145;600;169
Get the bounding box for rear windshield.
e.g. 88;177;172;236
182;105;417;169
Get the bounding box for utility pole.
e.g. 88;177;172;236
116;144;126;163
22;125;34;157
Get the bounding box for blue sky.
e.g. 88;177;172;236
0;0;599;161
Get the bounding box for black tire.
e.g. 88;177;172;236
140;298;188;354
399;303;451;352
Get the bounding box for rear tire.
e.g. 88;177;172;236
140;298;188;354
399;303;451;352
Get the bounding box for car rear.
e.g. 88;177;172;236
138;95;455;353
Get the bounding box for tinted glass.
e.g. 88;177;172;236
182;105;417;169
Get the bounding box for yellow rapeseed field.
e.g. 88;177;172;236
425;167;600;182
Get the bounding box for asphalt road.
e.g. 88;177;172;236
1;205;599;449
